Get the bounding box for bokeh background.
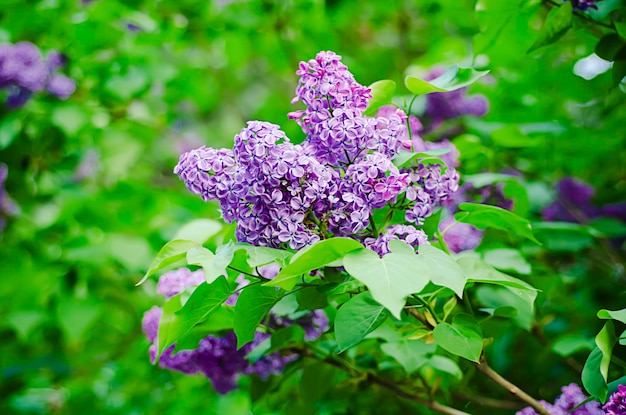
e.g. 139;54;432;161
0;0;625;414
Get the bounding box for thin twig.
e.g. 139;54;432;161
472;356;551;415
452;392;522;411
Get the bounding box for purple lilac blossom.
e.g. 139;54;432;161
156;267;205;299
516;383;603;415
423;68;488;132
438;216;483;253
175;51;459;251
542;177;599;222
364;224;430;257
604;384;626;415
0;41;76;107
566;0;602;11
142;267;328;394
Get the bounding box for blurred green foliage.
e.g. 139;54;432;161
0;0;624;414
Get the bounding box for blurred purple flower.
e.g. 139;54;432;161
47;74;76;99
156;267;205;299
566;0;602;11
0;41;76;107
516;383;603;415
439;215;483;253
542;177;600;222
143;267;328;394
423;68;489;132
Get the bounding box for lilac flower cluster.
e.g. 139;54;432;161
566;0;602;11
604;384;626;415
0;41;75;108
142;267;328;394
175;51;459;253
543;177;626;224
423;68;488;133
516;383;603;415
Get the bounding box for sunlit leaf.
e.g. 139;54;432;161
343;249;430;318
265;238;363;290
363;80;396;117
137;239;201;285
433;314;483;363
405;66;489;95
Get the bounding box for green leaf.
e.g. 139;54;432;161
532;222;593;252
596;321;616;383
405;66;489;95
157;277;231;357
186;246;215;278
265;238;363;290
582;347;608;402
233;243;293;268
433;314;483;363
105;66;150;100
57;300;101;344
173;219;223;244
343;249;431;318
137;239;201;285
527;1;572;53
456;203;540;244
51;104;89;136
363;80;396;117
173;306;234;352
490;125;542;148
334;291;389;352
296;287;329;311
300;363;336;403
598;308;626;324
0;113;21;149
6;311;44;342
381;340;436;374
479;306;518;319
421;355;463;382
187;243;235;284
613;46;626;87
476;286;533;330
482;248;531;275
458;256;538;310
595;34;626;61
392;148;452;168
267;325;305;354
416;245;466;297
552;335;595;357
233;284;283;349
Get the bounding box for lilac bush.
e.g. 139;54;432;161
0;41;75;108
